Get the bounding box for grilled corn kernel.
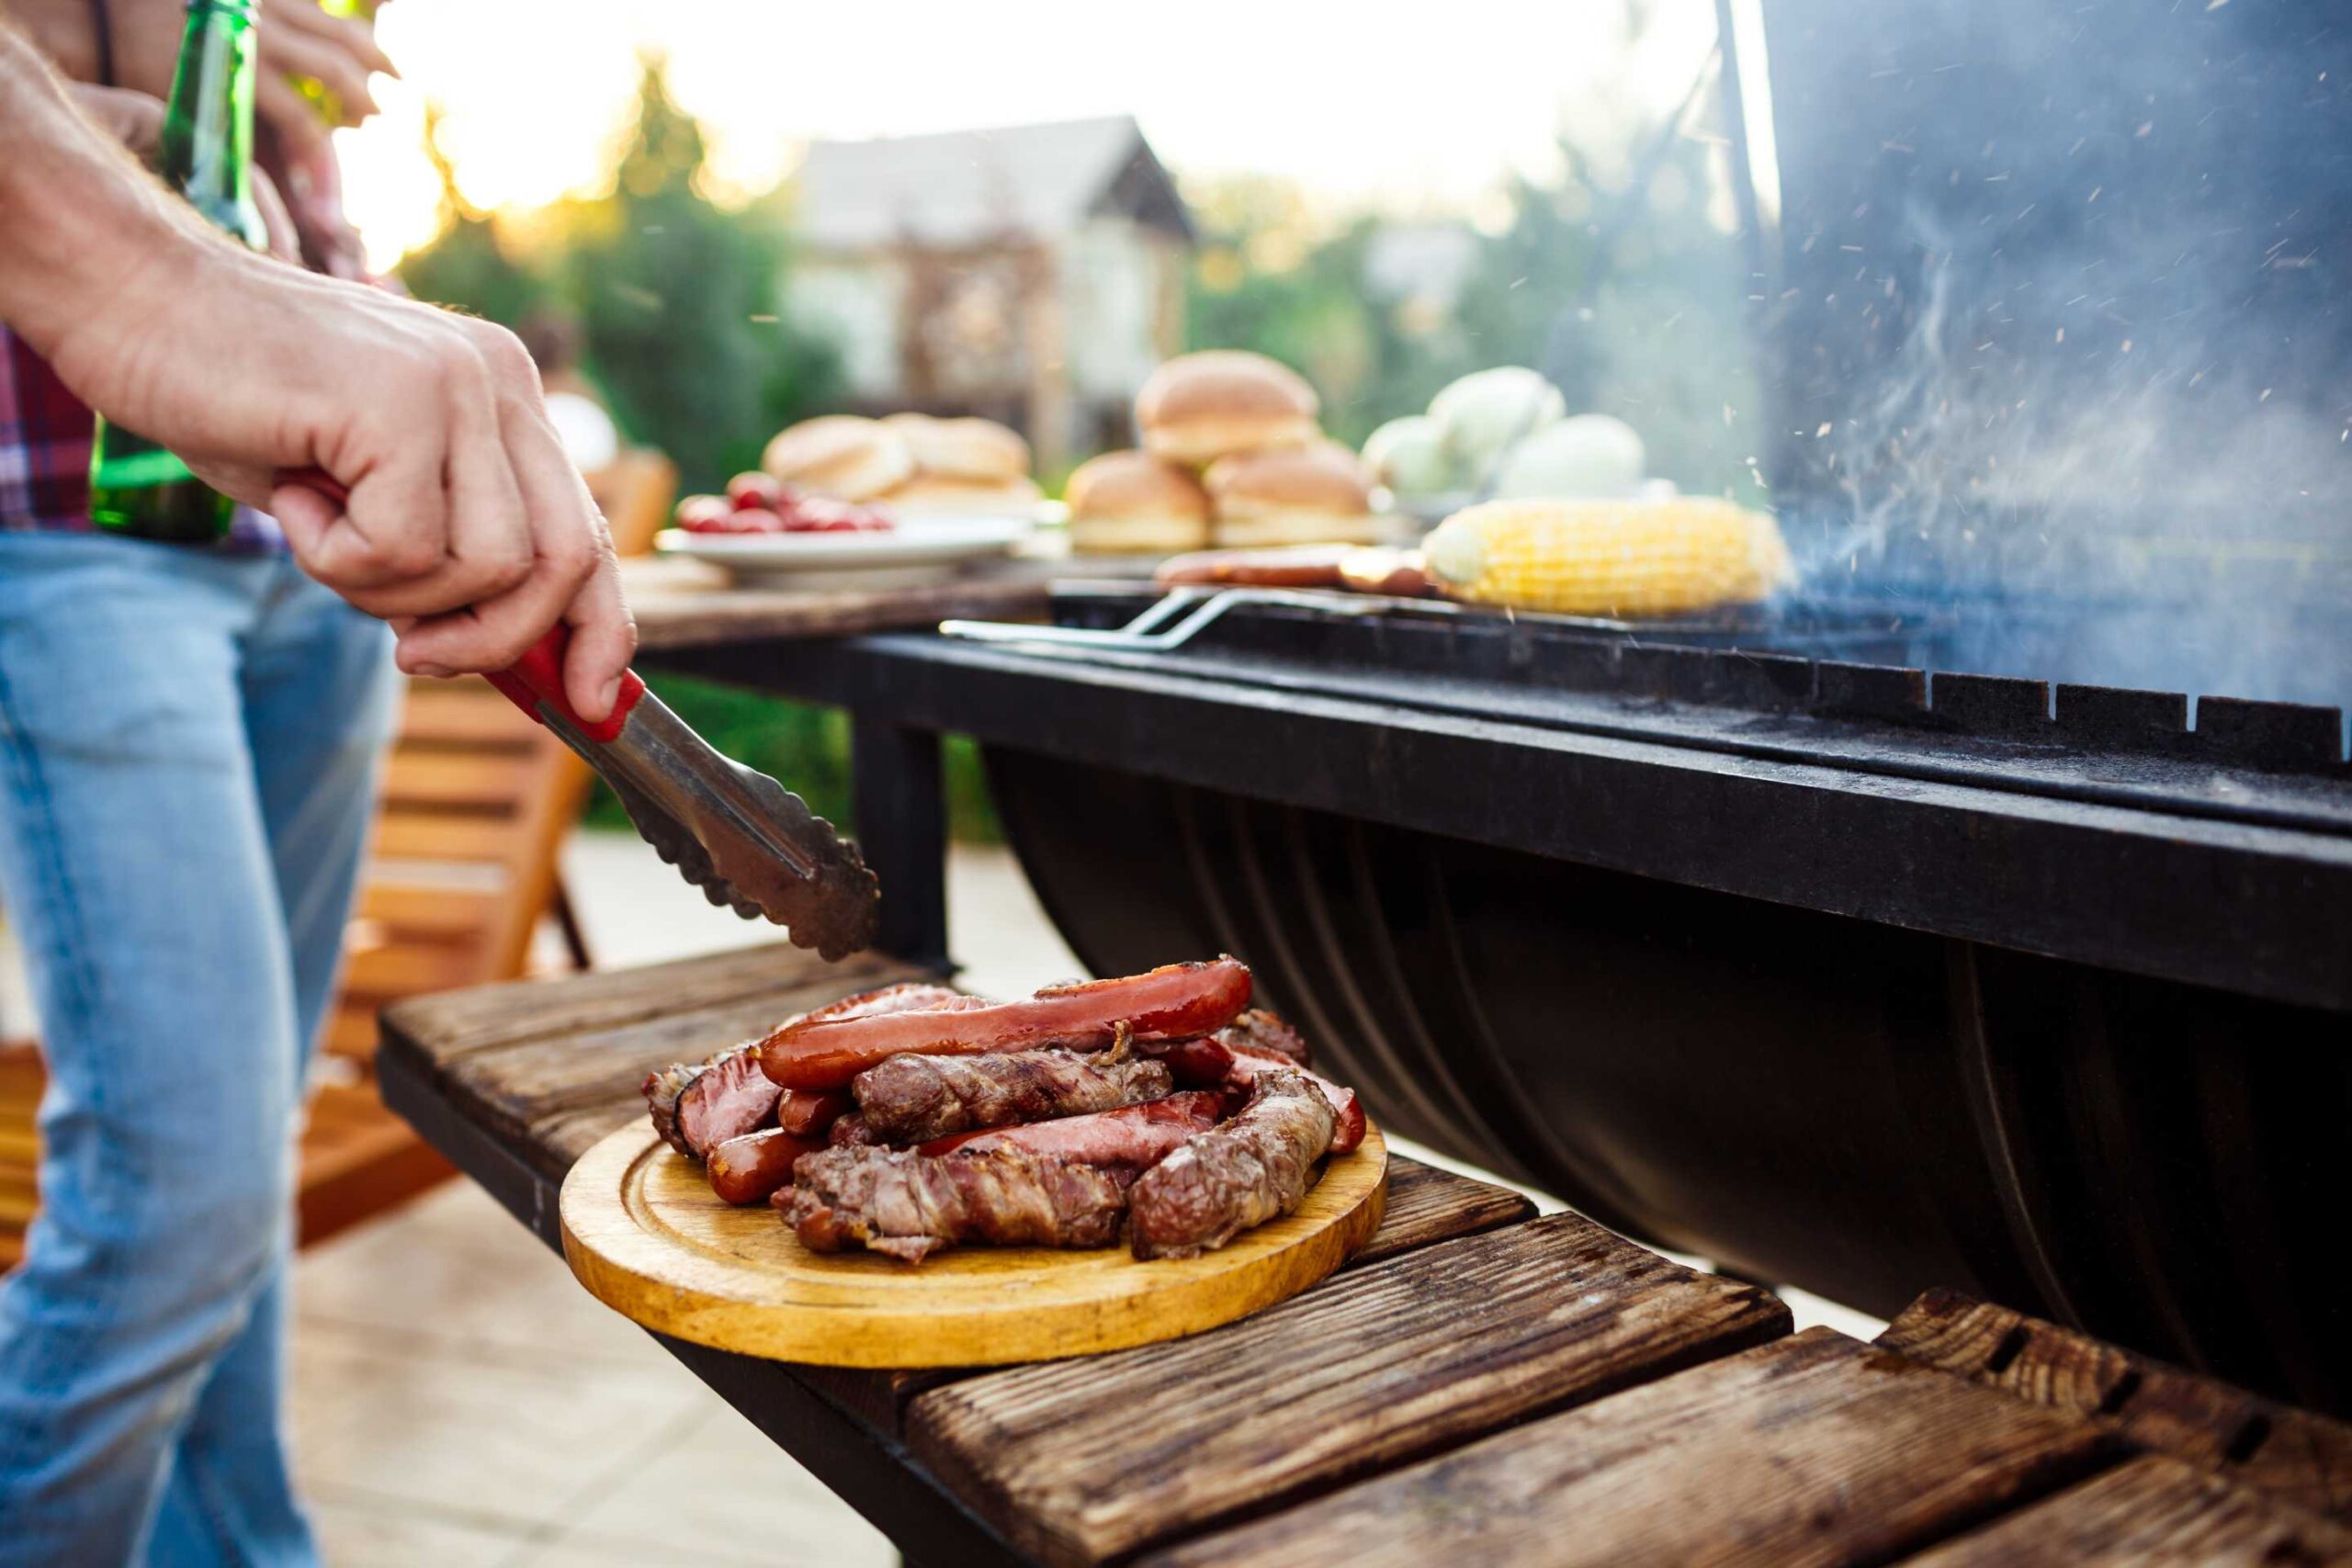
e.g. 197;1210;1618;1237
1424;497;1793;616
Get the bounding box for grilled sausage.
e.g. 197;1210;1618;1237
707;1127;827;1206
760;959;1253;1090
1154;544;1354;589
1225;1043;1365;1155
776;1089;853;1137
1129;1067;1338;1260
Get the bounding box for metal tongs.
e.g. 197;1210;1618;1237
485;628;880;961
284;468;878;960
941;585;1464;655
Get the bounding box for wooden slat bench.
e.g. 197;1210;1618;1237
377;944;2352;1568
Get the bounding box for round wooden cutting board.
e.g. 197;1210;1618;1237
559;1121;1387;1367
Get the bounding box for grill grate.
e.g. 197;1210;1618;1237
1040;585;2351;778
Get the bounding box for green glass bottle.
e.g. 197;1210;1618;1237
88;0;268;543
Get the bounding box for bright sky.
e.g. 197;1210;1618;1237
339;0;1721;270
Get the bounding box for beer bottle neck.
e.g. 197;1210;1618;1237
160;0;263;246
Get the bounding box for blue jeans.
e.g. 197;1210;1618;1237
0;534;395;1566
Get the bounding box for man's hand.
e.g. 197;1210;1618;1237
0;27;634;719
3;0;395;143
71;245;634;712
254;0;396;152
10;0;390;279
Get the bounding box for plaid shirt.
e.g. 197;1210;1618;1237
0;323;279;548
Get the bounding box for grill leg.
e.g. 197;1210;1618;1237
850;717;949;973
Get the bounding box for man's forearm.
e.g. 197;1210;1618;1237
0;21;209;358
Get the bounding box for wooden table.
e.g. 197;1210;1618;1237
379;945;2352;1567
619;555;1055;652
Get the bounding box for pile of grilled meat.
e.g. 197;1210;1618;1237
639;959;1366;1262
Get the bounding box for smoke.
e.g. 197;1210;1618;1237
1758;0;2352;711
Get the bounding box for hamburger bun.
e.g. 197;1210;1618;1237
880;413;1032;482
1204;443;1381;547
880;473;1045;519
762;416;916;501
1136;351;1321;468
1064;450;1212;554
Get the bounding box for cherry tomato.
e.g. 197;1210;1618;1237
727;471;782;510
673;494;731;529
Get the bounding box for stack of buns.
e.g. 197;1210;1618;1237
1067;350;1381;554
1064;451;1211;556
762;413;1042;517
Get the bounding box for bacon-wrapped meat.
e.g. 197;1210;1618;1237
1129;1067;1338;1260
641;1042;776;1160
1226;1043;1365;1155
921;1090;1225;1164
1216;1009;1311;1066
854;1047;1174;1145
642;982;967;1159
759;959;1252;1090
707;1127;826;1206
778;1145;1134;1263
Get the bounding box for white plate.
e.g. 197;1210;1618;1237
656;516;1032;589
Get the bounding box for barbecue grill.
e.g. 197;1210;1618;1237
664;0;2352;1417
972;588;2351;1421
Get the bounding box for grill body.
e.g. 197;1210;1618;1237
659;587;2349;1415
990;745;2349;1416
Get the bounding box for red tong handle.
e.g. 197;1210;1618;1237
277;468;645;743
482;626;644;743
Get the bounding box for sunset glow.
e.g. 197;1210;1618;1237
336;0;1721;270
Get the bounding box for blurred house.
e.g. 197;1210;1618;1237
785;116;1194;468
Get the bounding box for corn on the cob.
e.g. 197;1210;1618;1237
1423;496;1793;617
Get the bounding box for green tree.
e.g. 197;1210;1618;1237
393;64;1009;844
1183;132;1764;500
1183;180;1404;446
400;59;842;495
397;105;551;333
553;57;839;493
1455;135;1764;501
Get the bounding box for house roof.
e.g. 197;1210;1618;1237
791;115;1194;251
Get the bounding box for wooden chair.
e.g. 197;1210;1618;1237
298;444;675;1242
1;446;677;1264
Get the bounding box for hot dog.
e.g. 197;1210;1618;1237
759;958;1253;1090
707;1127;827;1206
776;1089;853;1137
